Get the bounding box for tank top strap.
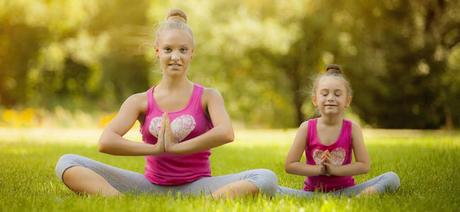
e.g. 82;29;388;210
342;119;353;141
146;87;155;114
188;84;204;111
306;118;318;146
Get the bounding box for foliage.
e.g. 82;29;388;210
1;0;459;128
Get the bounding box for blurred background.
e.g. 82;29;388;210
0;0;459;129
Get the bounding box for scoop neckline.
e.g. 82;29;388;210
314;119;345;147
151;83;197;114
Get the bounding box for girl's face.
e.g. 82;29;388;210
312;76;352;117
156;29;194;77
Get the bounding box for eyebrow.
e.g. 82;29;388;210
161;43;191;47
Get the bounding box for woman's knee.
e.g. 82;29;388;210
55;154;86;180
383;171;400;192
251;169;278;196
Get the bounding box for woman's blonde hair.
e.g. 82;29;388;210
154;9;194;48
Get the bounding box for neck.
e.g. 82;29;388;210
318;114;343;126
157;76;192;91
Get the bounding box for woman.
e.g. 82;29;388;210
55;9;277;198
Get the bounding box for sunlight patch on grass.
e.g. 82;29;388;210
1;127;458;150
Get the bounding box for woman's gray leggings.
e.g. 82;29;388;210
55;154;278;196
278;172;400;197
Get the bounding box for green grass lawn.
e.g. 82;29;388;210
0;129;459;211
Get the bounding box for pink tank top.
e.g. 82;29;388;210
304;118;355;192
140;84;213;185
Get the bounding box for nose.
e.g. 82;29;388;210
171;53;179;61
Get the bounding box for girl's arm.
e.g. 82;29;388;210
285;121;326;176
98;93;164;156
325;122;370;176
164;88;234;154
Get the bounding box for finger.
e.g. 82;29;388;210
164;114;173;134
163;112;169;123
159;114;166;132
158;121;165;140
320;158;326;165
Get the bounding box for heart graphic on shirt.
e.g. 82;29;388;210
312;148;346;166
149;114;196;142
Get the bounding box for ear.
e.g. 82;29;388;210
155;48;159;58
346;95;352;107
312;95;318;107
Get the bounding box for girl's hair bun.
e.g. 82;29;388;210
167;9;187;23
326;64;342;75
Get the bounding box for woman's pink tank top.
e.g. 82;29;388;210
140;84;213;185
304;118;355;192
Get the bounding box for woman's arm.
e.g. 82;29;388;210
325;122;370;176
98;93;164;156
285;121;326;176
164;88;234;154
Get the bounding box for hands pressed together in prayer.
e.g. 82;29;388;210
318;150;339;176
153;113;180;154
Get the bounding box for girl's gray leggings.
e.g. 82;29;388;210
55;154;278;196
278;171;400;197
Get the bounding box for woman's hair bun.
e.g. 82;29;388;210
167;9;187;23
326;64;342;75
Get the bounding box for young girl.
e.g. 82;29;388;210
55;9;277;198
278;64;400;197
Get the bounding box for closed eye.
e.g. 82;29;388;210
180;48;188;53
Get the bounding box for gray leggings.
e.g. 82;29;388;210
55;154;278;196
278;172;400;197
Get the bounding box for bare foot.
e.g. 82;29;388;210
357;186;378;197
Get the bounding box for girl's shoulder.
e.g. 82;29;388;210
344;119;361;128
298;120;312;131
345;119;363;136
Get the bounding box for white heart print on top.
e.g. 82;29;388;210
312;148;346;166
149;114;196;142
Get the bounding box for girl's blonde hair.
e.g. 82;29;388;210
154;9;194;48
311;64;353;97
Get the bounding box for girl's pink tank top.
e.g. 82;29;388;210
304;118;355;192
140;84;213;185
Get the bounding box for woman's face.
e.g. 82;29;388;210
156;29;194;77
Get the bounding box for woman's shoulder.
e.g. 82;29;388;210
202;86;223;101
126;91;148;102
121;91;148;112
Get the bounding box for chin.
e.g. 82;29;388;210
167;68;184;73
